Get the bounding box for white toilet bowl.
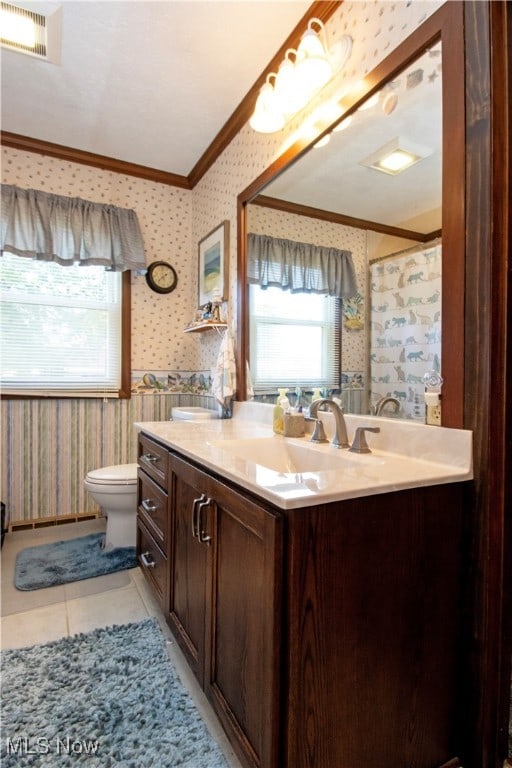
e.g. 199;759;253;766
84;463;138;550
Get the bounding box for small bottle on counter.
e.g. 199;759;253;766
273;388;290;435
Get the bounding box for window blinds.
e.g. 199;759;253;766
0;253;122;394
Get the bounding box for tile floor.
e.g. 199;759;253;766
0;518;243;768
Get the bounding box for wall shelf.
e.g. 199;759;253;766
184;322;227;333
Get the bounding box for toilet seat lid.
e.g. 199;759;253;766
86;463;138;485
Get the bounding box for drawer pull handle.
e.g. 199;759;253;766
141;499;157;514
191;493;207;538
142;453;159;463
140;551;156;569
197;497;212;546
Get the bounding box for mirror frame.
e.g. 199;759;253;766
236;2;465;428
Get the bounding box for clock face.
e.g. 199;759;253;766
145;261;178;294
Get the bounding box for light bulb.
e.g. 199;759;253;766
274;54;309;115
295;31;332;95
295;55;332;94
297;28;325;59
249;81;285;133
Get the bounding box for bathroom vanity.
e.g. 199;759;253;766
135;410;472;768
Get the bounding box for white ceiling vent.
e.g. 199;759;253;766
1;2;61;63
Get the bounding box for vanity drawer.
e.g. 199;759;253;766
137;519;167;604
138;470;168;548
138;433;169;487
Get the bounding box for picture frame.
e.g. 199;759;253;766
198;220;229;308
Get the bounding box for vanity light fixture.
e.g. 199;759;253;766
249;20;352;134
0;1;61;63
360;137;433;176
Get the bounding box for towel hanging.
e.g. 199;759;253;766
212;329;236;417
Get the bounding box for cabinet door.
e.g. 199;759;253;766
205;477;283;768
168;455;210;686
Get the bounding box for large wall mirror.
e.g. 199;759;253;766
237;2;465;428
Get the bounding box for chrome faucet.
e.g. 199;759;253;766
308;398;349;449
374;396;401;416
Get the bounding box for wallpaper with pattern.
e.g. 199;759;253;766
370;243;442;421
1;0;442;522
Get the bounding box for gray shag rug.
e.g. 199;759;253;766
14;533;137;590
0;618;229;767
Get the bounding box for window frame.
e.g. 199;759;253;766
248;283;341;392
0;267;131;400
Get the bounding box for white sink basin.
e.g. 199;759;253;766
211;437;371;474
135;412;473;509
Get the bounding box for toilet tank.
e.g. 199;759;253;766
171;406;219;421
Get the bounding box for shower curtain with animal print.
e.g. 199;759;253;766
369;242;441;421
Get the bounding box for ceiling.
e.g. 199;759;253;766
1;1;311;178
2;2;442;231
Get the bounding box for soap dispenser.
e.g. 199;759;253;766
273;388;290;435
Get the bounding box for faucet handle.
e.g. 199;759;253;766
349;426;380;454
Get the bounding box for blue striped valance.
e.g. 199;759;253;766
247;232;357;299
1;184;145;271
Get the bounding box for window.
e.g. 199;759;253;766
0;253;130;397
249;284;340;390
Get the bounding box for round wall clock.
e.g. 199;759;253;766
145;261;178;294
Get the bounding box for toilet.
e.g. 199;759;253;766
84;463;138;550
171;406;219;421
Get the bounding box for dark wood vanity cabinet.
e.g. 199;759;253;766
283;484;467;768
137;432;469;768
167;454;282;768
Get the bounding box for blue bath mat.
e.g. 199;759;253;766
14;533;137;591
0;618;229;767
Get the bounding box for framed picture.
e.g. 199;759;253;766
198;221;229;308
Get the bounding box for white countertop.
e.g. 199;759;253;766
135;402;473;510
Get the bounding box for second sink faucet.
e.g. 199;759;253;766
308;398;349;449
373;396;400;416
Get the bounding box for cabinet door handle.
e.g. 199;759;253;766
142;453;159;463
140;551;156;569
197;497;212;546
191;493;207;538
141;499;157;514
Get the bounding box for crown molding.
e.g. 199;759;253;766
1;132;191;188
253;194;434;242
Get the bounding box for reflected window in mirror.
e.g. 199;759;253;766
246;229;358;399
249;284;340;391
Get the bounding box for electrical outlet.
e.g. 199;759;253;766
426;404;441;426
